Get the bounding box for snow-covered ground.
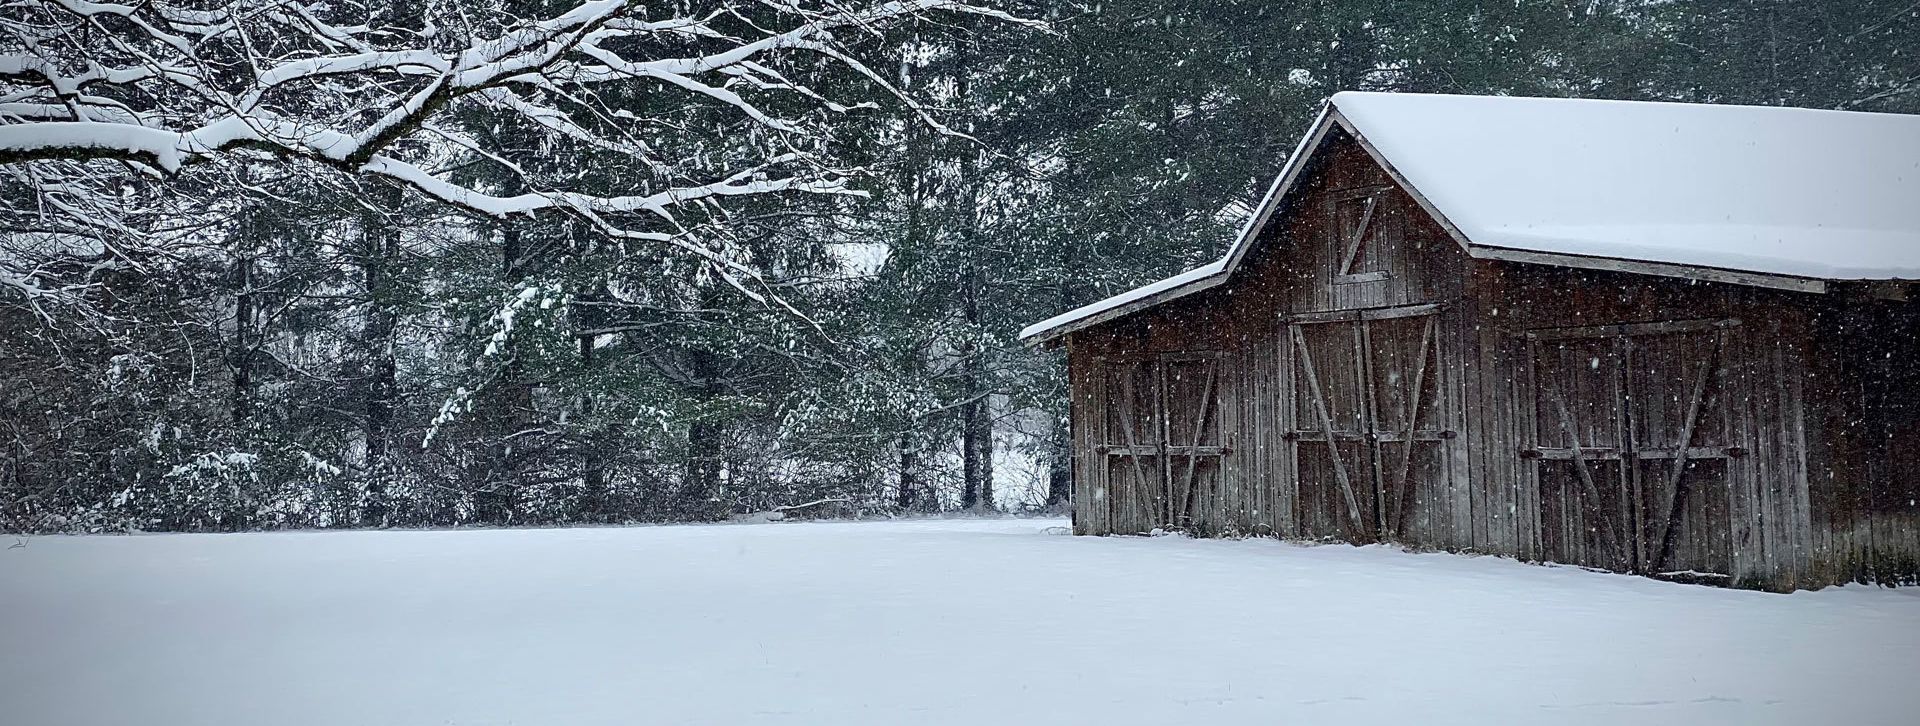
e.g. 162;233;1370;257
3;519;1917;725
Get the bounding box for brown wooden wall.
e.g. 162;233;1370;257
1802;297;1920;586
1063;129;1920;590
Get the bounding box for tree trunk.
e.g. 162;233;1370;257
959;228;994;512
577;328;606;520
897;431;919;510
230;248;255;426
683;346;724;520
952;39;994;513
479;221;530;525
894;69;929;515
962;391;994;511
1046;416;1072;508
361;184;403;526
684;420;721;518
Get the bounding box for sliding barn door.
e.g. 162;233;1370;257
1161;354;1226;534
1099;358;1164;535
1287;306;1452;544
1094;353;1226;534
1528;321;1736;576
1364;313;1450;543
1626;329;1734;576
1530;335;1634;572
1289;321;1374;541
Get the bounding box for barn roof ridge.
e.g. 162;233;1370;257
1020;91;1920;344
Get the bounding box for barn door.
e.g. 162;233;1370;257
1287;306;1450;543
1626;329;1734;577
1528;321;1736;576
1363;313;1448;541
1529;335;1634;572
1161;354;1226;534
1099;358;1164;535
1096;353;1225;534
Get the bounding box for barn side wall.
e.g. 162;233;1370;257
1461;271;1920;589
1802;296;1920;586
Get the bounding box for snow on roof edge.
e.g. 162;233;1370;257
1018;259;1228;342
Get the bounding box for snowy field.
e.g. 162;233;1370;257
4;519;1918;725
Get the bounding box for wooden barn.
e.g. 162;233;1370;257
1021;92;1920;591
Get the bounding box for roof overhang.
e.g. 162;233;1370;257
1018;261;1230;346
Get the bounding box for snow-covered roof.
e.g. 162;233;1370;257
1337;93;1920;280
1021;92;1920;343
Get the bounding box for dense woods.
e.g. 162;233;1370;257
3;0;1915;532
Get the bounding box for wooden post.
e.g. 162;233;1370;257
1357;320;1388;538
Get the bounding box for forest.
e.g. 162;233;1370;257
2;0;1915;532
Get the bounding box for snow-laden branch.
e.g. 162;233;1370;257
1;0;1036;250
362;153;863;230
0;121;186;169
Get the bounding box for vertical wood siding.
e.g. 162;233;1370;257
1802;301;1920;586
